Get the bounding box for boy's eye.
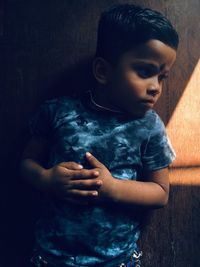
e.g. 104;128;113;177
135;67;156;78
158;74;168;81
134;66;169;81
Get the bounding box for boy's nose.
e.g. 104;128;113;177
147;75;162;96
147;78;161;96
147;87;160;97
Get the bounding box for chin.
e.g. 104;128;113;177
125;107;149;118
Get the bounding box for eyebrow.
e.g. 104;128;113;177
132;61;166;72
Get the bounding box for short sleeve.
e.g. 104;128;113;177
29;101;54;139
142;115;176;171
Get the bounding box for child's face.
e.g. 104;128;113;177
107;39;176;117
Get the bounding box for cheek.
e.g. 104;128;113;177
114;82;142;107
110;70;146;103
123;74;145;97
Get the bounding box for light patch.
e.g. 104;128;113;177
170;167;200;186
167;59;200;167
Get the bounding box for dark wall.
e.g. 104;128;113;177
1;1;200;266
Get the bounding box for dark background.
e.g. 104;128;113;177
0;1;200;266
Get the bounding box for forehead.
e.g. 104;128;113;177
121;39;177;70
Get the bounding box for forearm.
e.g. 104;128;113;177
110;178;169;209
20;158;49;191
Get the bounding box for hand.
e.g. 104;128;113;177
42;161;102;204
85;152;116;202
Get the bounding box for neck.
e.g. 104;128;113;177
89;87;123;114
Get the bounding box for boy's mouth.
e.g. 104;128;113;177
140;98;156;108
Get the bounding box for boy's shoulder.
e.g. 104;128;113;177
41;96;82;114
44;96;80;107
141;109;165;131
33;96;84;126
135;110;167;139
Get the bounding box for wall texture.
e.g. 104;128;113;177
0;1;200;266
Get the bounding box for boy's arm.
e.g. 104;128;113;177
112;168;169;208
85;152;169;208
20;137;50;190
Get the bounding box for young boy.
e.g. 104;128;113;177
21;4;179;267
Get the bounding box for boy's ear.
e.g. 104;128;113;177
92;57;112;85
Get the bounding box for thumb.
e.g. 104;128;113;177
85;152;103;168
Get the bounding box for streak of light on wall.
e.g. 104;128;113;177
167;59;200;185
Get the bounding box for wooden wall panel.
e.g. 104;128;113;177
1;1;200;266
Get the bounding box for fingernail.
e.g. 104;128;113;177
78;164;83;169
86;152;92;157
96;180;102;185
92;191;98;196
94;171;99;176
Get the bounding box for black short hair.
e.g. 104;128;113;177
96;4;179;64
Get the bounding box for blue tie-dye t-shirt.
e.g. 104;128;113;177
30;95;175;267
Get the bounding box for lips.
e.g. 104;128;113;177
140;98;156;108
142;98;156;104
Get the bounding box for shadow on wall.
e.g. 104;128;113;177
40;56;95;100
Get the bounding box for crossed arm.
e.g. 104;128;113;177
20;137;169;208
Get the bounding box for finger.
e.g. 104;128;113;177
69;169;99;180
59;161;83;170
69;179;102;190
67;189;99;198
85;152;103;168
